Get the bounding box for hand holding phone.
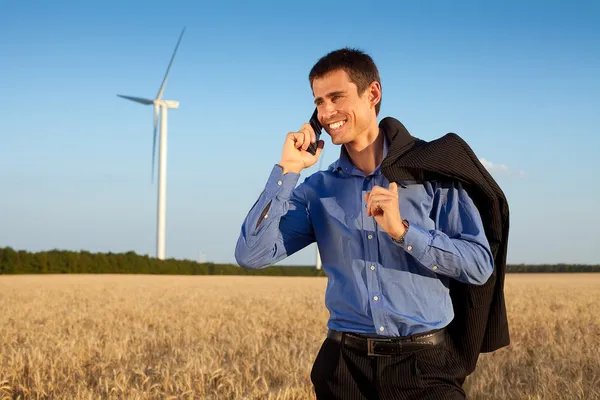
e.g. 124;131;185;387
278;108;324;174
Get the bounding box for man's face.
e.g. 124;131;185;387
312;69;379;145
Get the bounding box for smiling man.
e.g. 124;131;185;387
235;48;510;400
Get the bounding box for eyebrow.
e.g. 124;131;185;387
314;90;346;105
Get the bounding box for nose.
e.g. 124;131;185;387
319;102;337;122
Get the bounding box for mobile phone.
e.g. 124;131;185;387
306;108;322;156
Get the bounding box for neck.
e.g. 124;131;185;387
344;122;384;176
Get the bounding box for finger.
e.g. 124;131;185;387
368;194;396;207
367;195;394;216
369;185;389;195
302;123;316;143
367;194;382;216
371;183;399;195
364;191;373;212
365;191;384;215
291;132;304;149
372;199;393;217
301;125;313;150
389;182;398;197
367;192;397;204
368;198;385;217
314;140;325;157
297;125;311;150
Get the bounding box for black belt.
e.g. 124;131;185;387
327;328;446;357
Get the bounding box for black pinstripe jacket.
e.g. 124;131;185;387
379;117;511;375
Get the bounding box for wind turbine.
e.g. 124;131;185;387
316;243;322;270
117;27;185;260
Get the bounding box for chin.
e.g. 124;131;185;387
328;133;345;145
327;127;350;145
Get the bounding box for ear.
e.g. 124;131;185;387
367;81;381;108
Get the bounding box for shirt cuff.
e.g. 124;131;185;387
264;164;300;199
401;223;437;271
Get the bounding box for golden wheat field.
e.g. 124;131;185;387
0;273;599;400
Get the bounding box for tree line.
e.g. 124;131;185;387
0;247;598;275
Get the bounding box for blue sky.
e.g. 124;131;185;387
2;0;599;266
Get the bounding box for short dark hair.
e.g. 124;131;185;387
309;47;381;115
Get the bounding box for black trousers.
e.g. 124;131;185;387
310;331;467;400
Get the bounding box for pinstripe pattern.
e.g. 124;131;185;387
378;117;511;375
310;331;466;399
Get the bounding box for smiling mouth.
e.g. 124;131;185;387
328;120;347;131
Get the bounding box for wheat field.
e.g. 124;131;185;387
0;273;598;399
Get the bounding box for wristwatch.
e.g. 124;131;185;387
392;220;410;244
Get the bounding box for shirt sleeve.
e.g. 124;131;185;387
397;182;494;285
234;164;315;269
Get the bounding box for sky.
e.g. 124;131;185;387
2;0;599;266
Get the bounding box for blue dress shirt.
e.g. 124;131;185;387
235;137;494;337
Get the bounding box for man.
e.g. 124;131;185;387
235;48;509;399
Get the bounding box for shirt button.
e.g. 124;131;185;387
368;234;373;239
370;265;375;270
264;214;268;219
432;265;438;270
407;245;413;251
277;180;282;185
379;326;385;332
373;296;379;301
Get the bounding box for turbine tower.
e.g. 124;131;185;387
117;28;185;260
316;244;322;270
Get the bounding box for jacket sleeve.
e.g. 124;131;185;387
234;165;315;269
397;181;494;285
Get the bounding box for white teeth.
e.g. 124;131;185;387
329;120;346;130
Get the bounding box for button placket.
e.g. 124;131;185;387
362;176;387;336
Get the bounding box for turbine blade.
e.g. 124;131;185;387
152;105;159;183
117;94;154;105
156;27;185;100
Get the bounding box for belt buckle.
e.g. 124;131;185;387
367;338;396;357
